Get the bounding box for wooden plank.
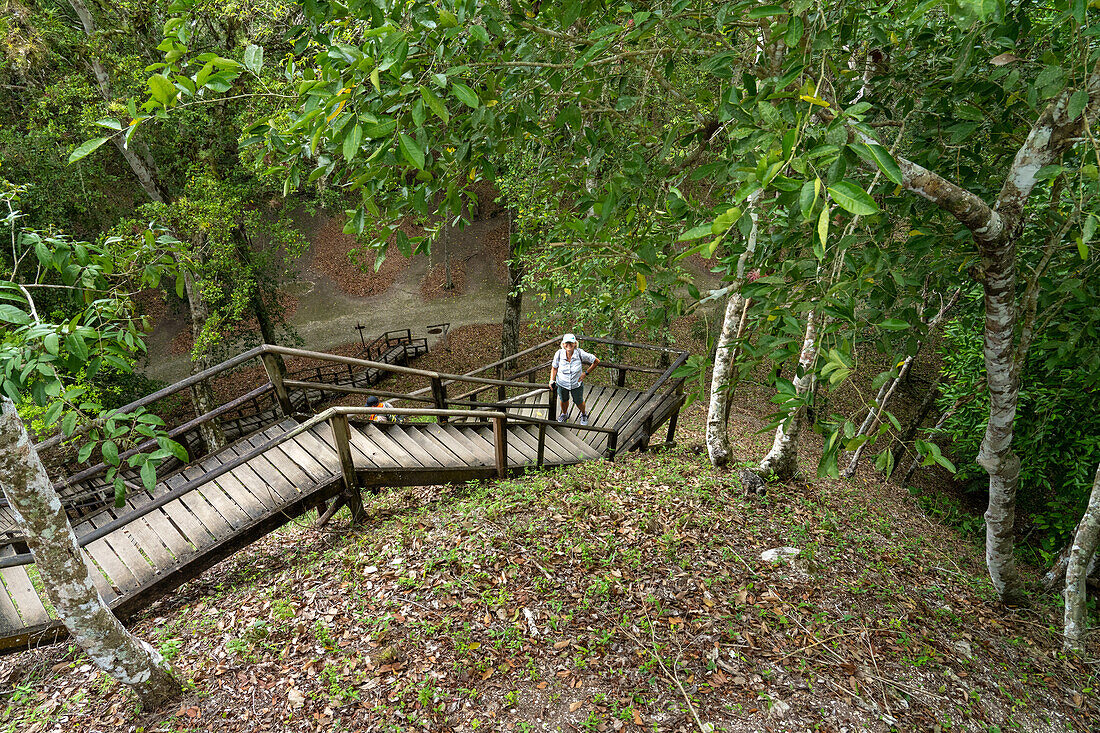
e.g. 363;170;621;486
410;426;468;468
107;498;188;568
353;423;421;467
161;474;231;542
349;425;404;469
293;427;343;474
221;443;298;506
384;426;446;468
530;423;583;463
243;431;318;493
503;426;538;465
433;425;495;467
129;477;212;550
0;564;50;627
546;427;602;462
0;568;24;632
81;537;137;596
309;422;378;472
81;512;154;588
177;464;253;528
261;421;335;477
78;548;120;602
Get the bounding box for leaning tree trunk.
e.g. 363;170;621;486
706;192;761;467
1064;463;1100;654
500;212;522;371
0;399;179;707
757;312;820;481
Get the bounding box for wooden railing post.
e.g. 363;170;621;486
547;385;557;421
665;383;684;448
331;413;365;523
537;422;546;468
497;364;506;401
261;352;294;417
607;432;618;461
493;415;508;478
431;376;449;424
616;368;627;387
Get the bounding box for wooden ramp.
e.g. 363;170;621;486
4;338;686;654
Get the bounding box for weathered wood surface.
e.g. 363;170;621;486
0;384;673;654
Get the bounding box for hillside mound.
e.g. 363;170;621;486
1;397;1093;732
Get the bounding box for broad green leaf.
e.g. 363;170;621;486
102;440;119;466
0;304;30;325
62;411;78;437
148;74;177;105
114;478;126;508
817;204;830;248
828;181;879;215
43;400;63;428
243;44;264;73
77;441;95;463
65;332;89;362
1078;238;1089;260
856;143;903;186
95;118;122;131
1084;213;1097;243
879;318;910;331
362;120;397;139
799;180;817;221
748;4;787;17
1067;89;1088;121
419;86;450;123
398;133;425;170
43;332;59;355
636;272;647;291
711;206;741;235
68;137;109;164
451;82;480;109
370;67;381;92
141;460;157;491
342;123;363;161
165;439;189;463
679;224;713;241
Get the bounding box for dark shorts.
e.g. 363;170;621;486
557;384;584;405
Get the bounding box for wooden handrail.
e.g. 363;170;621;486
35;345;268;451
613;350;690;434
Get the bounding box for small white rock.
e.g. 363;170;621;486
769;699;792;719
761;547;801;563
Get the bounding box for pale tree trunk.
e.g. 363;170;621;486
68;0;169;204
885;58;1100;603
842;288;961;477
177;262;226;453
706;193;761;467
0;399;179;707
757;312;820;480
500;212;522;371
1064;463;1100;654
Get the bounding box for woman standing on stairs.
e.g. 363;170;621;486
549;334;600;426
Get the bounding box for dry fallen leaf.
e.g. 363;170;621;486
569;700;583;712
633;708;644;725
288;688;306;708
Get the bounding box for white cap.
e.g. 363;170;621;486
562;333;578;344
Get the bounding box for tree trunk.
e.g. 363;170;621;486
1064;463;1100;654
889;377;941;479
177;261;226;453
0;399;180;708
706;192;761;467
500;212;522;371
757;313;820;481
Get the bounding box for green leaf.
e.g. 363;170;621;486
879;318;910;331
799;180;817;221
370;67;381;92
95;118;122;131
43;400;63;428
748;4;787;17
141;460;157;491
0;304;30;325
77;441;95;463
419;86;450;123
61;411;78;437
828;181;879;215
102;440;119;466
678;224;713;241
362;120;397;139
817;204;830;248
65;333;89;362
164;439;189;463
1078;238;1089;260
859;143;903;186
114;478;126;508
398;133;425;170
68;137;109;164
243;44;264;73
451;82;480;109
1083;213;1097;243
342;123;363;161
148;74;178;105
